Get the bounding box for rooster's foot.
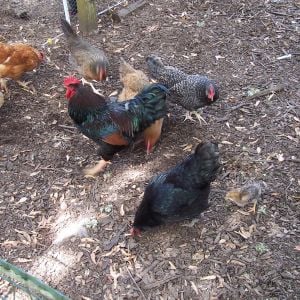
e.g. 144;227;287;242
183;111;207;125
17;80;36;94
81;78;103;96
0;79;8;93
83;159;111;177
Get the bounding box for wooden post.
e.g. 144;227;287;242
76;0;97;34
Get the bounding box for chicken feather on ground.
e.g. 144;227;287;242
60;18;108;94
131;142;221;236
0;42;44;93
146;55;219;123
64;76;168;176
118;58;164;154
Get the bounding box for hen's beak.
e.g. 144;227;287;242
99;68;107;81
130;227;141;237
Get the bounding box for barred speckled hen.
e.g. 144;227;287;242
146;55;219;123
131;142;221;236
64;76;168;176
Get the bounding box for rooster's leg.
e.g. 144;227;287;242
183;110;207;125
0;79;8;93
16;80;36;94
81;78;103;96
83;159;111;177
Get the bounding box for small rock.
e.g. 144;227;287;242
5;161;14;171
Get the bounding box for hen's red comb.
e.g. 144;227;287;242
64;76;81;86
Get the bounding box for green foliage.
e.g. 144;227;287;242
255;243;269;254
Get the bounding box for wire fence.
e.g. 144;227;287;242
67;0;78;16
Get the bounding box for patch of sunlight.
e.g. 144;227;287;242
30;212;97;286
30;247;76;285
24;0;40;6
53;213;97;245
116;168;146;181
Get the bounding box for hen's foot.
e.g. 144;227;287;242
17;80;36;94
183;110;207;125
81;78;103;96
83;159;111;177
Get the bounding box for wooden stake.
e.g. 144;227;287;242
77;0;97;34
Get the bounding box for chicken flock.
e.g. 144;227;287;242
0;17;264;237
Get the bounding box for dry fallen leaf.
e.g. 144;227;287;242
190;281;199;295
119;204;125;216
168;261;177;270
200;275;217;281
221;141;233;145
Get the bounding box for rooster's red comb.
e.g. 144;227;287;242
64;76;81;87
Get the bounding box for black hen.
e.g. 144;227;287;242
131;142;220;235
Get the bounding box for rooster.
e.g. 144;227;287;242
146;55;219;123
60;18;108;94
0;42;44;93
64;76;168;176
131;142;220;236
118;58;164;154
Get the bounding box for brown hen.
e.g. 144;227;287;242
0;42;43;93
118;58;164;154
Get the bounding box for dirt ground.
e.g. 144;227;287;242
0;0;299;299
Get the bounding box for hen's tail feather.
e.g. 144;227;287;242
60;18;78;40
119;58;136;78
109;83;168;136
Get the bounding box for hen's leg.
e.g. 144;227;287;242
183;110;207;125
248;199;257;214
81;78;103;96
0;79;8;93
83;159;111;177
16;80;36;94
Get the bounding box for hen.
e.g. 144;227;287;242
60;18;108;93
118;58;164;154
64;76;168;176
146;55;219;123
0;42;44;93
131;142;220;236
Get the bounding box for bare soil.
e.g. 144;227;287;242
0;0;299;299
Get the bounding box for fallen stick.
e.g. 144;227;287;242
111;0;147;22
126;267;147;300
97;0;127;16
216;84;285;122
243;84;285;102
143;275;180;290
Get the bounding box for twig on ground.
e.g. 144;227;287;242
103;225;127;251
97;0;127;16
143;275;181;290
243;84;285;102
126;267;147;300
111;0;147;22
216;85;285;122
58;124;76;130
